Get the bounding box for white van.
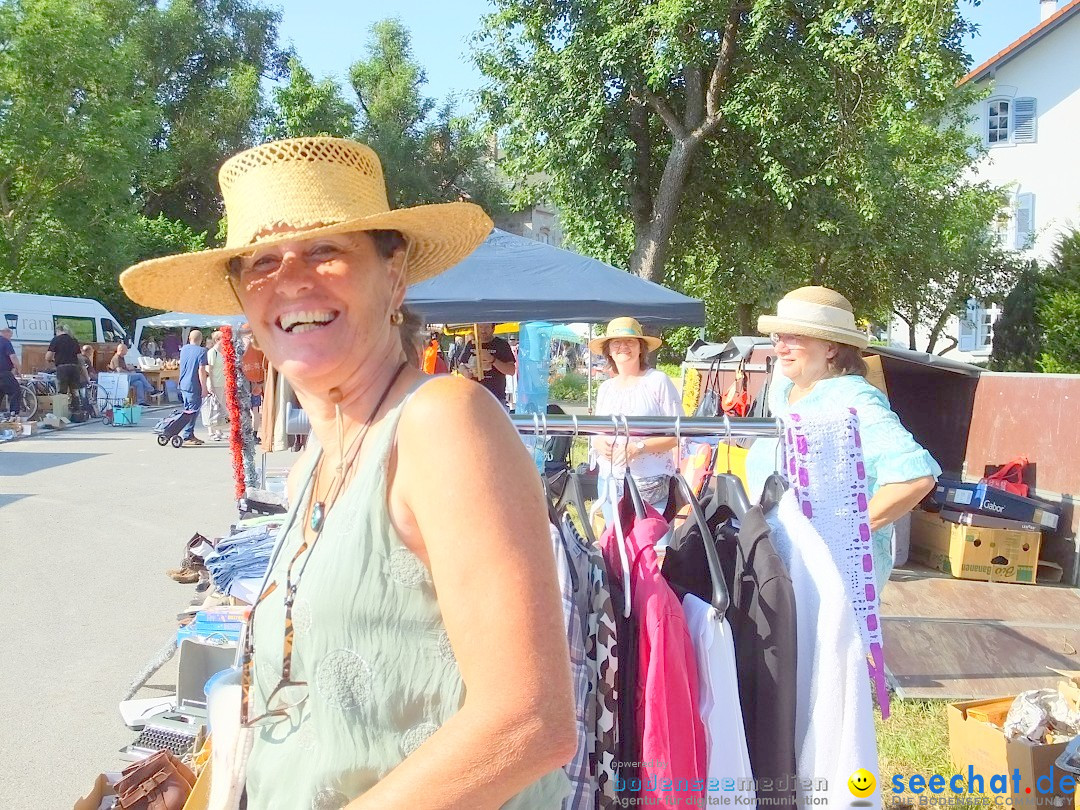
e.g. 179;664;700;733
0;292;128;357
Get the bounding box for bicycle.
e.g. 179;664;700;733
15;374;58;420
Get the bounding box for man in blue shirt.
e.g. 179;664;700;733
178;329;209;445
0;327;20;415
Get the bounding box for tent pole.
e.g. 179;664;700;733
587;323;594;413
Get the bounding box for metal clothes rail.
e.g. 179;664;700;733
509;413;780;438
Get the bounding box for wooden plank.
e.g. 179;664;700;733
883;567;1080;699
883;571;1080;622
883;618;1080;699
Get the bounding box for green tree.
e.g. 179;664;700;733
0;0;157;293
989;262;1043;372
267;56;358;139
351;19;507;213
132;0;290;236
1039;230;1080;374
475;0;1007;346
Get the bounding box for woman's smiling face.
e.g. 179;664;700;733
232;231;405;392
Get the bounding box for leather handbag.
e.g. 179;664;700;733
114;750;196;810
695;358;721;417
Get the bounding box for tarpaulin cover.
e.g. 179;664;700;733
407;229;704;326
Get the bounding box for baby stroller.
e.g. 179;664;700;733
153;408;198;448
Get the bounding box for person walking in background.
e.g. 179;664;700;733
0;327;20;416
240;326;265;443
108;343;157;405
178;329;208;446
447;334;465;371
45;324;83;396
422;330;443;374
204;329;230;440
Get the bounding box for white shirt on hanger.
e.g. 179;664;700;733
681;594;756;807
768;490;880;810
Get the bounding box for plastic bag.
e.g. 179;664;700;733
1004;689;1080;743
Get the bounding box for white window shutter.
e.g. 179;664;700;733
1015;193;1035;249
958;300;979;352
1013;98;1037;143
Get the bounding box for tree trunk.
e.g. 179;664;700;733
736;302;754;335
812;252;830;285
908;320;917;351
629;138;698;282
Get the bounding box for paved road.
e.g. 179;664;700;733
0;414;297;808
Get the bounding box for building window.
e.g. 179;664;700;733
987;99;1010;144
958;299;999;353
1015;192;1035;249
986;97;1036;146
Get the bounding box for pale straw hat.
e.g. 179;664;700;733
588;317;662;355
757;286;869;349
120;137;493;315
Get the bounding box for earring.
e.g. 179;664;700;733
390;309;404;326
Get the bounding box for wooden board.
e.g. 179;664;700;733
883;565;1080;699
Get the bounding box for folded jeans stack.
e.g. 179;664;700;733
204;526;278;593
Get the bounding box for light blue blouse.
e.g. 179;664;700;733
746;372;941;587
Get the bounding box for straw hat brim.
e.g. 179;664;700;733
120;202;493;315
588;334;663;355
757;314;869;350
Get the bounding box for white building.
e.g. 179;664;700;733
886;0;1080;362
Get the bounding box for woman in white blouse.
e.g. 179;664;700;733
590;317;684;528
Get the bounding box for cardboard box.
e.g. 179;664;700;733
911;509;1041;584
935;478;1061;531
940;507;1042;534
948;698;1075;806
51;394;70;420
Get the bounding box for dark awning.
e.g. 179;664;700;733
407;229;705;326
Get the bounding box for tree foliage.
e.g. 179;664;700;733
475;0;1014;349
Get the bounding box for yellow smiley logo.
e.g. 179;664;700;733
848;769;876;798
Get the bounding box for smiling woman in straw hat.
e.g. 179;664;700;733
122;137;574;809
746;286;941;588
588;317;684;534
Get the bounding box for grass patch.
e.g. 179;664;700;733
877;699;954;778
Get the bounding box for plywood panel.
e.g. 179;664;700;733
883;567;1080;699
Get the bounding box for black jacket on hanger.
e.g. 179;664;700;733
663;500;799;810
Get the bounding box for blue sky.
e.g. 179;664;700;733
272;0;1045;108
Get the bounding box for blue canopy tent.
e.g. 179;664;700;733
406;229;705;326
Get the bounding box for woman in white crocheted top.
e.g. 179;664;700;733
748;286;941;587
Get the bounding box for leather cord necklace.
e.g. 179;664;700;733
309;362;407;533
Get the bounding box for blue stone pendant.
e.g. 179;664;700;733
311;501;326;532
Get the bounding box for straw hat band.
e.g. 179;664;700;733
774;298;857;331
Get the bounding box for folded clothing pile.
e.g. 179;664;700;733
204;525;279;594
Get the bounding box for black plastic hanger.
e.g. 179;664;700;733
555;470;598;546
707;415;750;519
673;473;730;615
619;416;646;519
757;418;788;513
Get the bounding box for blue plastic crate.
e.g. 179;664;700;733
113;405;142;426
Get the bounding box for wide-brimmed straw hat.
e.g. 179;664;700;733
757;286;868;349
588;317;662;355
120;137;493;315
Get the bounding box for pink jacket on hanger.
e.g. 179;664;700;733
601;504;707;803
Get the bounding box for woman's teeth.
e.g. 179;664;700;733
278;310;337;332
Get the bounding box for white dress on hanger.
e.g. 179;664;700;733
768;490;879;810
681;595;756;808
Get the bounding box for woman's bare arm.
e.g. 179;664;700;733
868;476;936;532
347;375;575;809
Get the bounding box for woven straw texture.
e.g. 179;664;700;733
783;408;890;718
120;137;492;315
757;285;868;348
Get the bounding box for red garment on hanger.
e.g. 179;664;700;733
600;503;707;803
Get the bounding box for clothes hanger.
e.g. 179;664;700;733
708;413;751;519
619;415;647;519
758;421;789;513
673;473;730;616
609;415;634;618
555;414;598;545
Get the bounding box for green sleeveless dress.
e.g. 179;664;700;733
244;385;571;809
